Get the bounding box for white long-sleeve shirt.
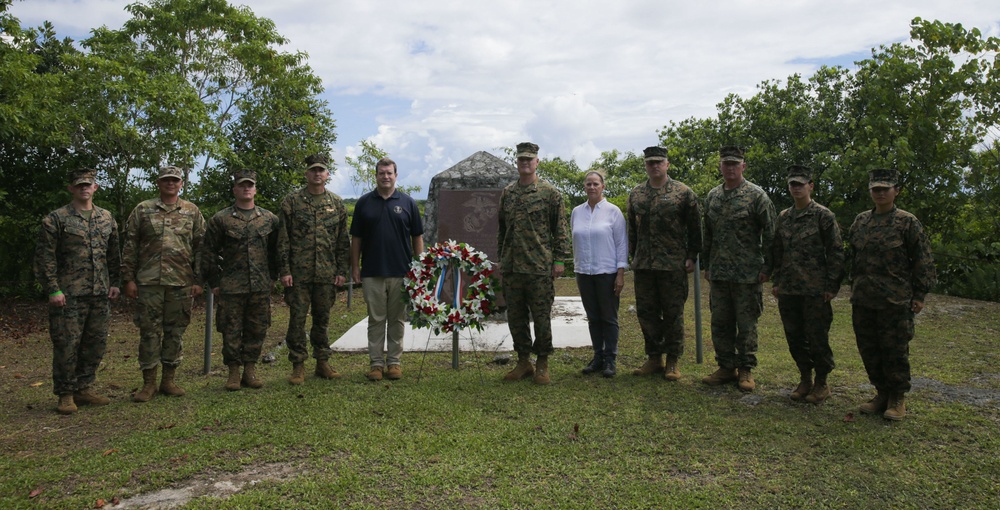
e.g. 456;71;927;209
571;199;628;275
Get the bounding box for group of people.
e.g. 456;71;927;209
500;143;935;422
34;155;421;415
35;142;936;422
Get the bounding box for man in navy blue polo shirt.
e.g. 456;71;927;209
350;157;424;381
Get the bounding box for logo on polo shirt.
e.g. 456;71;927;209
393;206;403;214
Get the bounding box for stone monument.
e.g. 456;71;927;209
423;151;517;310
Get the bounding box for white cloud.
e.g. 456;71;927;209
11;0;1000;197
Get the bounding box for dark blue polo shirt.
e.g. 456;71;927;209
350;189;424;277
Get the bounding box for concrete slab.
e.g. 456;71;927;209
331;296;592;352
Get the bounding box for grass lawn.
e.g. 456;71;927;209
1;275;998;509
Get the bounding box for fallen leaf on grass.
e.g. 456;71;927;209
202;426;213;431
95;498;105;508
102;449;118;456
568;423;579;441
111;497;120;505
157;423;176;430
29;487;43;498
843;412;856;423
29;381;44;387
14;373;24;379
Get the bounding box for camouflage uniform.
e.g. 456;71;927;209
122;196;205;370
627;177;701;357
772;199;844;375
35;203;121;396
277;186;350;363
849;205;935;395
202;205;281;365
497;178;570;356
703;179;776;369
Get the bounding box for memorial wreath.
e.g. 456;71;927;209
404;240;496;335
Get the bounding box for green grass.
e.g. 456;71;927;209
1;277;998;509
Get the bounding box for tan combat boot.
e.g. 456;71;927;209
57;394;77;415
159;365;185;397
790;370;813;402
133;367;159;402
367;366;384;381
502;354;535;381
664;355;681;381
737;367;756;392
702;367;738;386
805;372;830;404
533;355;551;385
859;390;889;414
288;363;305;385
225;363;242;391
315;360;342;380
74;387;110;406
632;355;664;376
883;393;906;421
385;364;403;380
242;362;264;389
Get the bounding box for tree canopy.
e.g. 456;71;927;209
0;0;336;293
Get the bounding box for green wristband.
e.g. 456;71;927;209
553;261;564;266
49;290;63;297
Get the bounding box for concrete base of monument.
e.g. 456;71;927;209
330;296;593;352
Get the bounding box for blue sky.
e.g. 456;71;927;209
10;0;1000;198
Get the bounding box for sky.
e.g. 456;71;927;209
10;0;1000;198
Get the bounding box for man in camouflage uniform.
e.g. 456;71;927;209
849;168;935;421
702;146;776;392
122;165;205;402
34;168;121;414
627;146;701;381
278;154;350;384
771;165;844;404
497;142;570;385
201;169;281;391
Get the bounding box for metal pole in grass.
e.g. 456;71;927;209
451;261;461;369
694;257;703;364
204;292;214;374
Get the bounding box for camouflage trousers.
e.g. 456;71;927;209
709;281;763;369
134;285;192;370
777;294;835;375
217;292;271;366
285;283;336;363
634;269;688;357
502;272;555;356
48;295;109;395
852;303;914;394
362;277;406;368
576;273;620;357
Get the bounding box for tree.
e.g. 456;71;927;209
344;139;421;196
538;157;584;209
85;0;337;214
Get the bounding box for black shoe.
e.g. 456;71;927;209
602;357;617;378
581;354;604;375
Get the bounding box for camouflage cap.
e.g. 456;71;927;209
305;153;330;171
158;166;183;180
643;146;669;162
869;168;898;189
233;169;257;184
786;165;812;184
515;142;539;159
720;146;745;162
69;168;97;186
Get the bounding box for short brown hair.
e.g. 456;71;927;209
375;157;397;174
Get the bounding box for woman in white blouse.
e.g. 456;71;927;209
571;171;628;377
